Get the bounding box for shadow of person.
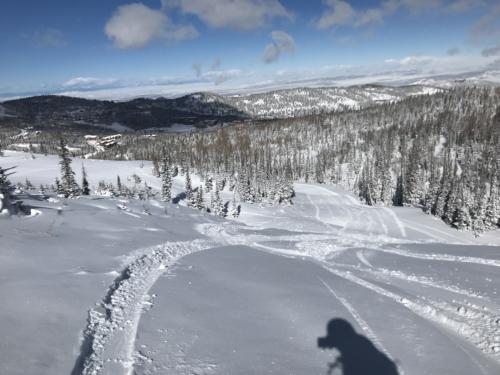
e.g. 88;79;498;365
318;318;399;375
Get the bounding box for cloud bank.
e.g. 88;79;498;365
105;3;197;49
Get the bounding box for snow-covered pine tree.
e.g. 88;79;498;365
237;169;253;203
452;192;472;230
229;193;241;218
81;165;90;196
58;138;79;198
195;186;204;210
152;157;160;177
471;186;488;235
205;177;213;192
161;155;172;202
211;188;226;217
485;173;499;228
185;168;196;207
171;165;179;178
54;178;63;196
0;166;18;215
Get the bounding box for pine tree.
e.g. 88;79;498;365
58;138;79;198
116;175;123;195
393;174;404;206
205;177;213;192
81;165;90;196
229;193;241;218
485;174;499;228
211;188;226;217
161;156;172;202
237;169;253;203
0;166;17;215
55;178;63;195
185;168;194;207
195;186;204;210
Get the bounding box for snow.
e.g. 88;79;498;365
0;154;499;375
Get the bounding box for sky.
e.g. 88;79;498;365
1;0;499;99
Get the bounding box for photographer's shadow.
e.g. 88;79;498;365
318;318;399;375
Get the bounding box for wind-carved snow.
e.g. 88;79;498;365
75;238;218;375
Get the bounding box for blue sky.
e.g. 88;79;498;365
1;0;499;99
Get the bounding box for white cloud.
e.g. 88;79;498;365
317;0;483;30
105;3;198;49
398;55;434;66
383;54;491;75
355;1;398;27
263;31;295;63
33;28;66;47
62;77;119;90
317;0;356;29
165;0;291;30
317;0;399;29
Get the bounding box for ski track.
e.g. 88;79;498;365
379;246;500;268
74;238;218;375
322;264;500;362
344;257;487;300
401;219;475;245
318;278;396;362
382;207;407;237
199;219;500;365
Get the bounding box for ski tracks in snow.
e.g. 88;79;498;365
73;238;218;375
322;264;500;362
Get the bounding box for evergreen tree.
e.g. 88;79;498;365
211;188;226;217
205;177;213;192
81;165;90;196
161;156;172;202
485;174;499;228
116;175;123;195
229;193;241;218
185;168;194;207
195;186;204;210
54;178;63;195
58;138;79;198
393;174;404;206
0;166;17;215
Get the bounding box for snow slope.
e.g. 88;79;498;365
136;184;500;375
0;153;499;375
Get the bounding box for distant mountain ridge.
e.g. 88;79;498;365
0;84;442;131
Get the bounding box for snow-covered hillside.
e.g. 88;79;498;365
225;85;441;119
1;152;499;375
0;84;443;131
